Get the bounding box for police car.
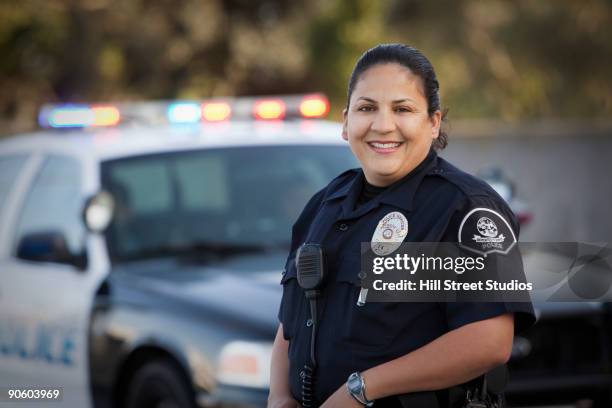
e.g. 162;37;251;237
0;95;358;408
2;96;609;408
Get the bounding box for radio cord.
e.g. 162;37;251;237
302;290;320;408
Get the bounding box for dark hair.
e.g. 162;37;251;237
346;43;448;150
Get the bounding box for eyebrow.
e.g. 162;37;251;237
357;96;416;104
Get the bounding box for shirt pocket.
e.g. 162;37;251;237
332;253;398;350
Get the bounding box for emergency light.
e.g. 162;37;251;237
299;96;330;118
38;94;329;129
39;105;121;128
202;102;232;122
167;103;201;124
253;99;286;120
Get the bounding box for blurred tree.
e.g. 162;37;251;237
386;0;612;120
0;0;611;135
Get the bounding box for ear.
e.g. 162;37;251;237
430;110;442;139
341;108;349;141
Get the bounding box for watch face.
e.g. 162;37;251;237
347;373;362;393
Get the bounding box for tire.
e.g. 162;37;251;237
124;358;196;408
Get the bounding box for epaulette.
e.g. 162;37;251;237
430;157;505;203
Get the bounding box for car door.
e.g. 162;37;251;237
0;152;36;388
0;153;100;408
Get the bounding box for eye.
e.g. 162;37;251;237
356;105;376;112
394;106;414;113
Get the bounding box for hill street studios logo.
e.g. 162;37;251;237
458;208;517;256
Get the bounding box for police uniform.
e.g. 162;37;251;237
278;149;535;407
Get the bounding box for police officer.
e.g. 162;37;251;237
268;44;535;408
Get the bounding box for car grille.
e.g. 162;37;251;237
507;312;612;399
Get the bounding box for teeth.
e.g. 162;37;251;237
370;142;401;149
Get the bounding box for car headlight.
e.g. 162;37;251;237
217;341;272;389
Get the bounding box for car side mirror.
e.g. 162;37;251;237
83;190;115;233
16;231;87;270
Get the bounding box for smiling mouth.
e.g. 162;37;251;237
367;141;403;152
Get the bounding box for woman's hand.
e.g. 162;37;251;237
267;395;302;408
320;384;362;408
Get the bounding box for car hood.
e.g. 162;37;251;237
108;255;286;336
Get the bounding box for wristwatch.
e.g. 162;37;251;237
346;372;374;407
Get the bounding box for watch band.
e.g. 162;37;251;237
347;372;374;407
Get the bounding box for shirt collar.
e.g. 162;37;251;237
324;172;359;202
378;148;438;211
323;148;439;212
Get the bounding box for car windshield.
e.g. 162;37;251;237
101;145;357;263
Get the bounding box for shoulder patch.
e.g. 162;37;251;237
458;207;517;256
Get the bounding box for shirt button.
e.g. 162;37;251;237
338;223;348;231
306;318;313;327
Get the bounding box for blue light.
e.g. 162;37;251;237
39;105;94;128
167;103;201;124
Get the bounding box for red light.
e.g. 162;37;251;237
202;102;231;122
253;99;286;120
299;95;329;118
92;106;120;127
517;211;533;226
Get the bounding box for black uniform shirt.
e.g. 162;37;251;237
278;149;535;406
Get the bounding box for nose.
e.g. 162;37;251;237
370;107;396;134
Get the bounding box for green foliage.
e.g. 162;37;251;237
1;0;611;134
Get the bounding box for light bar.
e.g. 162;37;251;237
253;99;286;120
299;95;330;118
39;105;121;128
202;102;231;122
167;102;202;124
39;93;330;129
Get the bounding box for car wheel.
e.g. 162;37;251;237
125;358;195;408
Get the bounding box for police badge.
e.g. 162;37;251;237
370;211;409;256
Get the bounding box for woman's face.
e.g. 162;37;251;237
343;63;441;187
